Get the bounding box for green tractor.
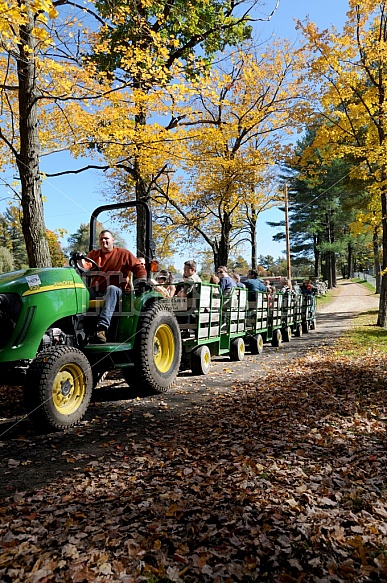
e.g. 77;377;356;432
0;201;182;431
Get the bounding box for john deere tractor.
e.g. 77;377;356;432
0;201;182;431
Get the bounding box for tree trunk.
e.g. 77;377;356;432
347;242;353;279
324;251;333;289
331;251;337;287
16;9;51;268
133;95;151;258
250;204;258;270
377;186;387;326
313;233;319;277
213;213;232;268
135;175;149;257
373;227;381;294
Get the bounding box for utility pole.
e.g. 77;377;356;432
284;183;291;280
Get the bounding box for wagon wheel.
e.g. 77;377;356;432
230;337;245;361
249;334;264;355
271;329;282;347
191;345;211;375
282;326;292;342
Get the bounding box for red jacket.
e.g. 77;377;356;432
87;247;146;292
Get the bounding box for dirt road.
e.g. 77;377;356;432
0;279;379;498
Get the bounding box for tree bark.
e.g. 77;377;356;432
133;95;150;257
373;227;381;294
16;9;51;267
377;186;387;326
249;204;258;270
214;212;232;268
347;241;352;278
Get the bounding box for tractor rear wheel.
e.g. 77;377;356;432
24;346;93;431
123;302;182;395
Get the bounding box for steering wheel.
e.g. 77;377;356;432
69;252;99;275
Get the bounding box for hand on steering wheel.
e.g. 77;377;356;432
69;252;99;275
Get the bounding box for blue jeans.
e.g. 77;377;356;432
309;295;315;321
97;285;122;329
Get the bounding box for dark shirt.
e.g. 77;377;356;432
219;275;237;294
301;282;317;295
244;277;267;301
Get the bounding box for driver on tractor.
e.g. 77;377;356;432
85;230;147;343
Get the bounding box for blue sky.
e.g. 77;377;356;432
0;0;350;264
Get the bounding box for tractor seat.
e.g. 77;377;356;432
88;299;105;309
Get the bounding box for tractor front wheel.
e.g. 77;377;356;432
24;346;93;431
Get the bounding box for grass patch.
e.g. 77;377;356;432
336;308;387;356
315;288;337;307
318;278;385;357
351;278;376;294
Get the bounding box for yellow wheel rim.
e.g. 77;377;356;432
240;341;245;358
153;324;175;373
52;363;86;415
203;349;211;369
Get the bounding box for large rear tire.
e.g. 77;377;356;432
294;323;303;337
191;345;211;375
123;302;182;395
302;321;309;334
24;346;93;431
249;334;264;355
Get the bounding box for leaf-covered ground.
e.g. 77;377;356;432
0;341;386;582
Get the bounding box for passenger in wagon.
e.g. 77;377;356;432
155;270;176;298
216;266;237;295
231;272;246;288
176;260;201;297
244;269;267;301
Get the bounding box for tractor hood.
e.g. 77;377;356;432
0;267;85;296
0;267;89;362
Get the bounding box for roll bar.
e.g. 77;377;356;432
89;201;156;268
